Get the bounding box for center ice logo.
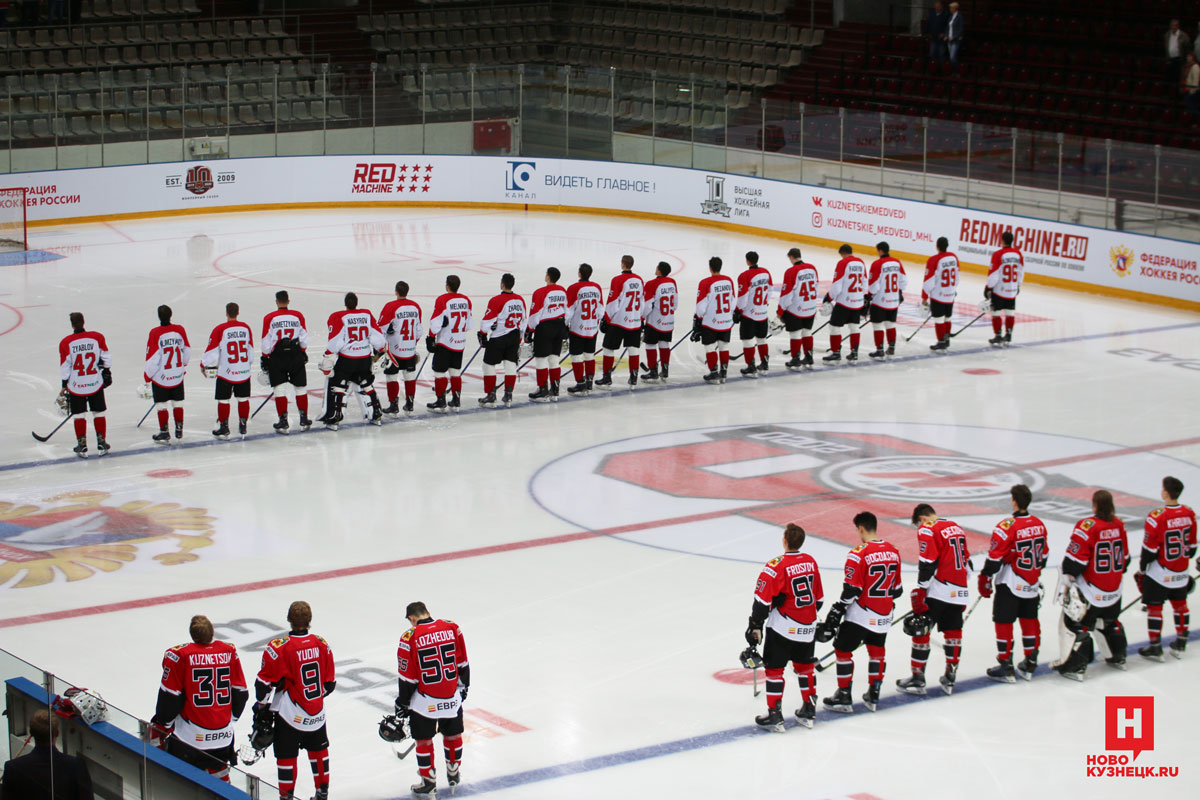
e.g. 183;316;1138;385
0;490;215;588
530;422;1179;567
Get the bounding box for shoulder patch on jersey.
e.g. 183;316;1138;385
401;629;414;642
767;555;783;567
1079;519;1095;530
998;518;1014;529
316;635;328;645
1149;507;1164;518
169;643;186;652
851;544;866;552
269;637;288;649
164;647;181;662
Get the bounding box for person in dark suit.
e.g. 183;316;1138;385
928;1;950;62
1;709;94;800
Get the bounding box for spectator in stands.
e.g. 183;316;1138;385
928;2;949;63
946;3;965;66
1165;19;1191;86
0;709;95;799
1183;53;1200;113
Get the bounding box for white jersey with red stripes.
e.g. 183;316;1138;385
527;284;568;329
828;256;867;310
987;247;1024;300
325;309;385;360
202;321;254;382
59;331;112;395
923;252;960;304
429;292;474;352
642;276;678;333
867;257;908;311
260;309;309;356
565;280;604;337
144;324;191;387
377;298;424;359
735;266;773;321
481;293;528;338
778;262;820;318
604;272;645;331
694;275;735;331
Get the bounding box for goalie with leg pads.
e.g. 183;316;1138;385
1055;490;1131;680
321;292;386;429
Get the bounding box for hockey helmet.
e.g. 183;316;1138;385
738;646;764;670
378;713;411;743
902;613;932;638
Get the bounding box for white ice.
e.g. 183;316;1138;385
0;208;1198;800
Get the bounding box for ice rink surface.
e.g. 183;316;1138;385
1;208;1198;799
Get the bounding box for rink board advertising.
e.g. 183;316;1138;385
3;155;1197;307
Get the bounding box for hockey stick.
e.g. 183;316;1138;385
949;311;988;338
461;345;483;372
136;403;155;428
1119;593;1144;615
961;595;983;623
393;741;416;760
815;611;913;672
249;393;273;420
413;353;430;381
905;313;933;342
31;414;73;443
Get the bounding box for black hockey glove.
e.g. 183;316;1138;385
732;308;743;324
983;287;992;299
393;698;410;719
690;317;702;342
524;329;534;345
898;291;905;304
458;684;468;702
386;322;395;336
477;331;488;347
101;368;112;388
744;616;762;646
599;319;609;335
260;355;271;372
425;335;436;354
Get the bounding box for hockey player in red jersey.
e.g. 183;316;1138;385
819;512;902;715
318;292;386;430
142;304;190;445
526;267;568;402
865;242;907;360
201;303;253;440
425;275;474;413
641;261;677;382
1136;476;1196;661
693;256;736;384
378;281;424;416
777;247;819;370
477;273;527;408
923;237;960;351
822;244;867;363
735;251;773;377
898;504;971;695
150;615;248;782
261;291;311;435
393;601;470;797
254;601;336;800
565;263;604;396
978;484;1048;682
745;523;824;731
1056;490;1131;680
986;230;1024;347
597;255;644;389
59;312;113;458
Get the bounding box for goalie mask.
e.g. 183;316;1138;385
52;687;107;725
